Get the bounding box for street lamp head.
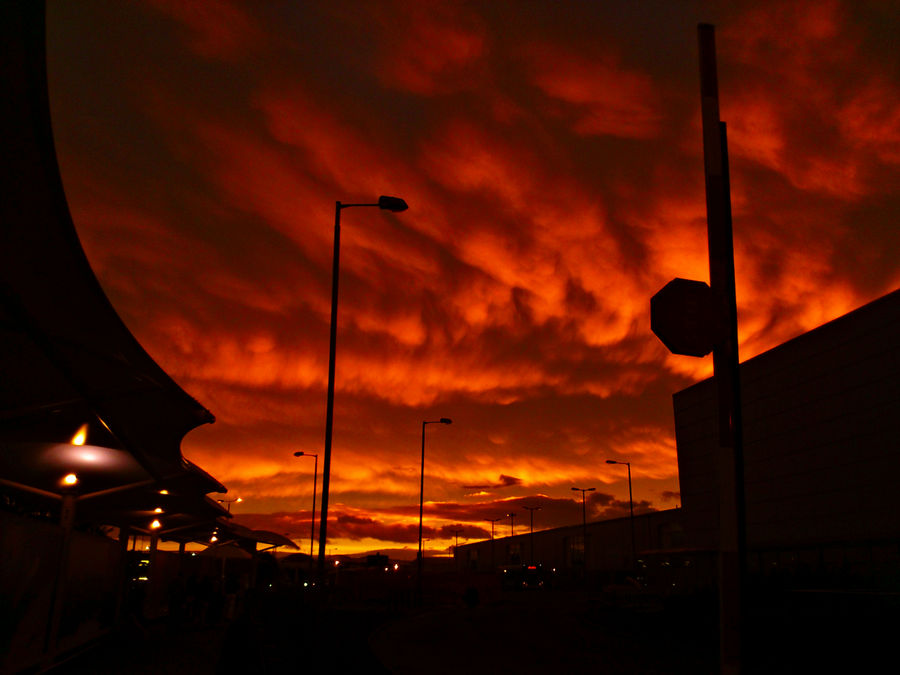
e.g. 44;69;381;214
378;195;408;212
587;487;596;492
606;460;617;464
571;487;579;491
294;451;304;457
439;418;452;424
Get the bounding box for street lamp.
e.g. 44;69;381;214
318;195;409;580
294;451;318;566
523;505;541;563
571;487;595;566
506;511;516;537
451;528;463;551
607;459;636;573
487;517;502;569
217;496;242;513
451;527;463;571
418;418;452;593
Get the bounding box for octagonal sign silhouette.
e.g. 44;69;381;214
651;278;719;357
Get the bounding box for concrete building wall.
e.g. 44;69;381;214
674;288;900;553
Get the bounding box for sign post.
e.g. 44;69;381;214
650;23;747;674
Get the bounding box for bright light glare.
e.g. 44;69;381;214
154;507;163;514
210;535;218;543
70;424;88;446
62;473;78;486
159;489;169;495
150;519;161;529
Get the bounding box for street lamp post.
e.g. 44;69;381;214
523;506;541;563
318;195;408;581
488;517;502;569
571;487;595;567
506;512;516;537
294;452;318;567
418;417;452;598
217;496;242;513
607;459;636;573
451;527;463;572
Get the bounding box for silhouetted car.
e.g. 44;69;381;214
501;563;553;590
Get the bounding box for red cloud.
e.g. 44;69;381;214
144;0;264;61
526;44;661;139
367;0;487;95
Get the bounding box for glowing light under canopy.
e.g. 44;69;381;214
71;424;88;446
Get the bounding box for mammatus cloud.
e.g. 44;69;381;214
47;0;899;556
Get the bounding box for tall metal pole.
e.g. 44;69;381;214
698;24;747;674
418;421;427;584
310;454;318;563
627;462;636;572
318;201;341;580
488;517;501;570
572;487;594;567
524;506;541;563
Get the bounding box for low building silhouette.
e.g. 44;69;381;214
457;288;900;597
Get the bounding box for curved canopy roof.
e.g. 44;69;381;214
0;2;221;493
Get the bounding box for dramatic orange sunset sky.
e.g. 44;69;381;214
45;1;899;557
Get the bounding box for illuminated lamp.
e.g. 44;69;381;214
159;489;169;495
210;535;218;543
70;424;88;446
62;473;78;486
153;507;163;514
150;519;161;529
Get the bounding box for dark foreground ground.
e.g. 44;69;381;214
52;583;897;674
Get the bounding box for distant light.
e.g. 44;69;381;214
159;489;169;495
393;563;399;571
154;507;163;514
236;497;243;503
191;553;197;557
71;424;88;446
303;582;309;587
150;519;161;529
62;473;78;486
144;546;150;551
384;567;389;572
137;576;148;581
210;535;218;543
334;560;340;566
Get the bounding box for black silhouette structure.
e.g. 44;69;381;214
650;24;746;671
0;3;295;670
319;196;409;583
